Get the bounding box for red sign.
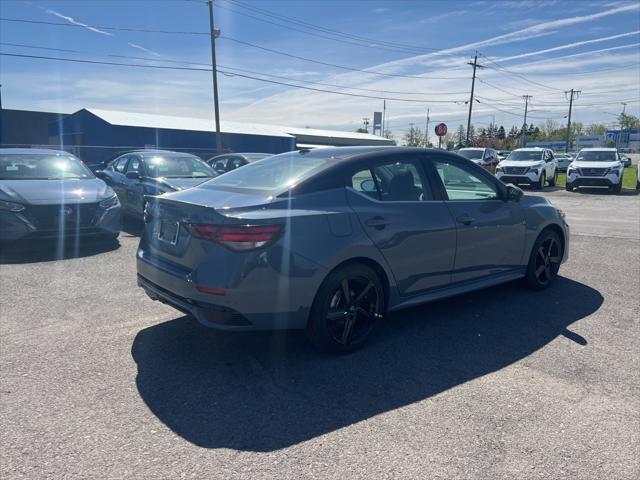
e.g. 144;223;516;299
435;123;447;136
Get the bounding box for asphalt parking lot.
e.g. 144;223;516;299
1;188;639;479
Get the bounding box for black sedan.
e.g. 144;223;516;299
0;148;121;241
207;153;272;175
97;150;217;219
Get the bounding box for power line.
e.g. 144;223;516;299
214;2;437;56
220;36;470;80
0;16;209;35
0;42;471;96
0;52;465;103
225;0;455;55
479;54;565;92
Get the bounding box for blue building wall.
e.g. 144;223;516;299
48;109;295;165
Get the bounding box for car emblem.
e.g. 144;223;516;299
62;206;73;216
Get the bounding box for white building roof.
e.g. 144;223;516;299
83;108;390;143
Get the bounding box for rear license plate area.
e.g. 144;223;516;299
158;220;180;245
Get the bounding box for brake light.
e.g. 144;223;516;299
187;224;284;251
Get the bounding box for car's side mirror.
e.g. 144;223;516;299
505;184;524;202
95;170;105;179
126;171;141;180
360;179;376;192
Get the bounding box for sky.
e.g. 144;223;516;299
0;0;639;139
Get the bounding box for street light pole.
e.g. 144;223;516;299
207;0;223;154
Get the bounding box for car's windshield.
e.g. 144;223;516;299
0;153;94;180
457;149;484;160
144;155;215;178
506;151;543;161
576;151;617;162
199;152;333;192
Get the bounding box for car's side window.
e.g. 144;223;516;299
372;160;433;201
126;157;140;173
433;160;499;201
114;156;129;173
351;168;378;199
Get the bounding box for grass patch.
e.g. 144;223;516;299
556;166;638;190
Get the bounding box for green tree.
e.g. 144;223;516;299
403;125;425;147
497;125;506;140
618;113;640;131
455;124;466;149
356;128;368;133
585;123;607;136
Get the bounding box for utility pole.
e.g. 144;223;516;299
564;89;581;152
466;53;483;146
207;0;223;154
382;100;386;136
425;107;430;148
362;118;370;133
521;95;532;147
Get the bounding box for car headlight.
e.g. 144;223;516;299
606;167;621;176
99;195;119;209
0;199;25;212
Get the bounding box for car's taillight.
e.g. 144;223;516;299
186;224;284;251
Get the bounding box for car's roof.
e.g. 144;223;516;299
127;149;199;157
0;148;73;156
275;146;452;163
458;147;485;151
580;148;617;151
513;147;545;151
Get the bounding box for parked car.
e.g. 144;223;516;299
619;154;632;168
554;153;573;172
0;148;121;241
137;146;569;352
457;147;499;168
637;162;640;191
207;153;272;175
566;148;625;193
495;147;558;189
97;150;217;219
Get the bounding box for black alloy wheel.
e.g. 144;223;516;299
307;264;384;352
526;230;562;290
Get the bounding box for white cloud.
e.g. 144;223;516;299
372;8;389;14
495;30;640;62
45;9;113;37
127;43;162;58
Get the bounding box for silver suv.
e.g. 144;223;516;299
566;148;625;193
495;148;558;190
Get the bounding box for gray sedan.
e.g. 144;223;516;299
0;148;121;241
137;147;569;352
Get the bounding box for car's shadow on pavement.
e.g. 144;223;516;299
120;215;144;237
132;276;602;452
0;236;120;264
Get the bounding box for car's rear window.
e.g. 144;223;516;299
198;152;334;192
0;153;94;180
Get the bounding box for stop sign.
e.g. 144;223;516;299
435;123;447;136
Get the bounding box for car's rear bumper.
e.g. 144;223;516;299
0;206;121;241
136;246;321;331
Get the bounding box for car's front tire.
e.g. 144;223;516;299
534;172;545;190
306;263;385;353
612;180;622;194
525;229;563;291
565;183;574;192
548;168;557;187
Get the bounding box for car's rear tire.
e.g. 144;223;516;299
548;169;557;187
534;172;545;190
525;230;563;291
306;263;385;353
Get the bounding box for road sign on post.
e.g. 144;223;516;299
435;123;447;136
435;123;447;149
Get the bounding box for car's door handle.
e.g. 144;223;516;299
365;216;390;229
456;215;475;225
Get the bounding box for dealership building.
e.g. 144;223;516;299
1;108;394;164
